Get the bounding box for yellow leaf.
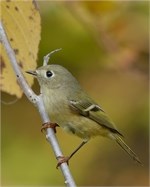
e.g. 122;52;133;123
0;0;41;98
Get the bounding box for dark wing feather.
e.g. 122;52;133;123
70;100;123;136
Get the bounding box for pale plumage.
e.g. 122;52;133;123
26;64;141;165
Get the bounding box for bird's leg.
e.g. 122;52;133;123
56;141;87;168
41;122;59;133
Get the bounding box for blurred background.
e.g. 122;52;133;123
1;1;149;186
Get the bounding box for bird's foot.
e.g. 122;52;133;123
41;122;59;133
56;156;70;169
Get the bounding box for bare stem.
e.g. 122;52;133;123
43;48;62;66
0;21;76;187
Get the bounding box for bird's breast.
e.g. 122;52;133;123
42;89;71;125
42;89;110;140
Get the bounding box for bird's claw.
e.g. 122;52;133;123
56;156;70;169
41;122;59;133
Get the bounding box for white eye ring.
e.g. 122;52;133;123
45;70;54;78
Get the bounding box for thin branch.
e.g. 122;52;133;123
0;21;76;187
43;48;62;66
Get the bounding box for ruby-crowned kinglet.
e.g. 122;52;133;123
26;64;141;166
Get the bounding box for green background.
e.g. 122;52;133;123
1;1;149;186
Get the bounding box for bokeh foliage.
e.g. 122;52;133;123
1;1;149;186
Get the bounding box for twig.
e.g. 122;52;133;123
0;21;76;187
43;48;62;66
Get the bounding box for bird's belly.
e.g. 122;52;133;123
43;94;109;140
50;111;109;141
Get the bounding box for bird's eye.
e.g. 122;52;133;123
46;70;53;78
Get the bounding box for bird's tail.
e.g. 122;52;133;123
113;134;142;165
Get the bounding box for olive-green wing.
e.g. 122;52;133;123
69;100;123;136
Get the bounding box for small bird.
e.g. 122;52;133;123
26;61;141;167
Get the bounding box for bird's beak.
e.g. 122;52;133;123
26;70;37;76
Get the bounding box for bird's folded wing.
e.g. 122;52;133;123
69;100;123;136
